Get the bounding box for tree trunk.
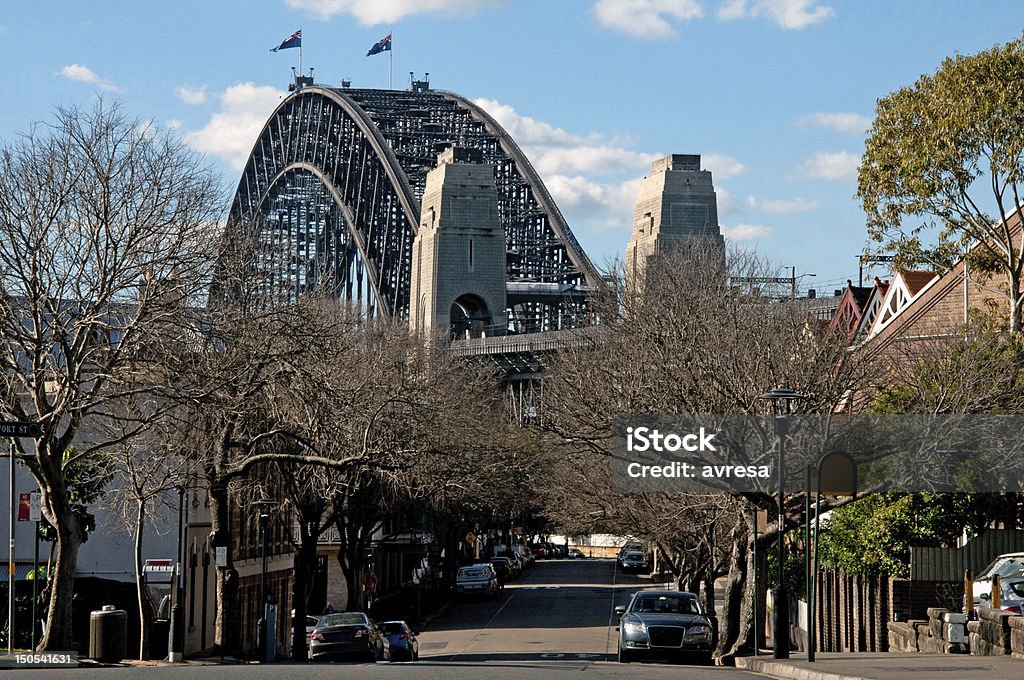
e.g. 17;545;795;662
290;521;318;660
208;479;240;656
38;492;81;651
134;501;150;660
715;512;754;663
1010;270;1022;334
339;554;362;612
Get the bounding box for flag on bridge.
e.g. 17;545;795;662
367;33;392;56
271;29;302;52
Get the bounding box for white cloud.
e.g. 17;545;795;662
185;83;287;170
798;112;870;134
166;119;183;130
475;98;658;176
716;0;834;29
717;186;740;217
285;0;505;24
592;0;703;39
175;85;208;105
798;150;859;181
545;175;645;233
722;223;774;240
751;197;818;214
58;64;120;92
703;153;746;180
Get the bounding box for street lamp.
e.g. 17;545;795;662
168;485;186;662
757;387;807;659
251;497;279;662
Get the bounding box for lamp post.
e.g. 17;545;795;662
757;387;807;660
251;498;278;662
168;485;186;662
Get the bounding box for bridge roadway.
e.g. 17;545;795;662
66;560;755;679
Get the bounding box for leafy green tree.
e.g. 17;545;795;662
818;493;1017;577
857;35;1024;332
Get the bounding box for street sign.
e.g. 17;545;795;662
28;492;40;522
465;532;476;545
0;421;41;438
17;494;30;522
143;559;174;573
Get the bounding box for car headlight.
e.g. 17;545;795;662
623;620;647;636
686;624;711;639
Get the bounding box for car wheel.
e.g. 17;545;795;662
413;650;419;661
617;646;633;663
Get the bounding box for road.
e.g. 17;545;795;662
41;559;758;678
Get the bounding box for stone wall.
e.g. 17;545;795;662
968;607;1015;656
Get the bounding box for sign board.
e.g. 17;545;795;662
0;421;41;438
143;559;174;573
29;492;40;522
264;603;277;663
754;510;769;533
215;546;228;568
17;493;30;522
465;532;476;545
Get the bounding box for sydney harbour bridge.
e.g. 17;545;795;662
225;76;722;420
226;77;603;336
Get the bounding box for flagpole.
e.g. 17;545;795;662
389;31;393;89
299;25;303;76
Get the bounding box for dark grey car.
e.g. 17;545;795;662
309;612;387;662
380;620;419;661
615;591;713;664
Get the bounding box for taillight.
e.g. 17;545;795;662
355;626;368;637
310;630;324;641
400;633;409;640
1006;605;1022;614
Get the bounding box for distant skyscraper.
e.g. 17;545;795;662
625;154;725;288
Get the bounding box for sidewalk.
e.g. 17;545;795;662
735;652;1021;680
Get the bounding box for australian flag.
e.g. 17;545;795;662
271;29;302;52
367;33;392;56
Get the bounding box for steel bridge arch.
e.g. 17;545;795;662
226;84;600;330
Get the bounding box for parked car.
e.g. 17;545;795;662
455;563;501;598
976;574;1024;615
618;542;644;562
495;550;524;576
489;557;515;582
620;550;649;572
309;612;387;662
512;544;534;565
568;548;587;559
380;620;419;661
533;545;548;559
973;552;1024;606
614;590;713;664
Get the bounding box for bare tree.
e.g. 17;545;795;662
540;245;874;661
0;101;222;650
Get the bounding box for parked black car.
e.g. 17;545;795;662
615;590;713;664
380;620;419;661
309;612;388;662
489;557;513;583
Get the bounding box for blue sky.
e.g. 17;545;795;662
2;1;1022;293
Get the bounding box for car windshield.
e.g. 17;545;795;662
625;552;643;560
381;622;406;634
458;567;489;578
319;613;368;627
632;595;702;614
979;557;1024;580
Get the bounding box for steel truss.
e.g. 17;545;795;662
226;86;601;332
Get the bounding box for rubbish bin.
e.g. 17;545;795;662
89;605;127;663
